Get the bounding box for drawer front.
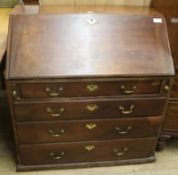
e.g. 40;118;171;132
16;80;162;99
19;138;156;165
163;102;178;132
14;99;165;122
17;117;161;144
170;70;178;98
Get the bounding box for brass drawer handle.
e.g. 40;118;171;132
45;87;63;97
116;126;132;135
114;147;128;156
86;84;98;92
85;123;97;130
119;105;134;115
50;152;64;160
85;145;95;151
86;104;98;112
121;85;136;95
48;129;64;137
46;107;64;118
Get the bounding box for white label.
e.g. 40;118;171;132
153;18;163;23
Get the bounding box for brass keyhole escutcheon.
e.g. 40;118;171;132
85;123;97;130
85;145;95;151
86;104;98;112
86;16;97;25
86;84;98;92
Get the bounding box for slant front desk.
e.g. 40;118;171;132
5;6;174;171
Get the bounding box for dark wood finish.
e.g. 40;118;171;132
172;54;178;69
19;138;156;165
14;98;165;122
16;157;156;171
7;7;174;79
170;70;178;98
167;16;178;54
16;117;161;144
17;80;162;98
152;0;178;149
163;101;178;131
5;6;174;170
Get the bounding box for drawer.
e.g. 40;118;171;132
19;138;156;165
17;117;161;144
170;70;178;98
14;98;165;121
163;101;178;132
14;80;162;99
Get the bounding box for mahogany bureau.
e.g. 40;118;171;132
5;6;174;171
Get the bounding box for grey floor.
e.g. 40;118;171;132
0;90;178;175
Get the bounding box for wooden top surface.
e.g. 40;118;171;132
6;6;174;79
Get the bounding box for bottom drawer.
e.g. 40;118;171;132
19;138;156;165
164;101;178;132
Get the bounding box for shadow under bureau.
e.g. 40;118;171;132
5;5;174;171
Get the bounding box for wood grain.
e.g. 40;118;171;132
163;101;178;132
5;6;172;170
170;70;178;98
7;8;174;79
16;117;161;144
19;138;156;165
16;79;162;99
14;98;165;121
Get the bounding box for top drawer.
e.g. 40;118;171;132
12;79;163;99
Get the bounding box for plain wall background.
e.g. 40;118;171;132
40;0;151;6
